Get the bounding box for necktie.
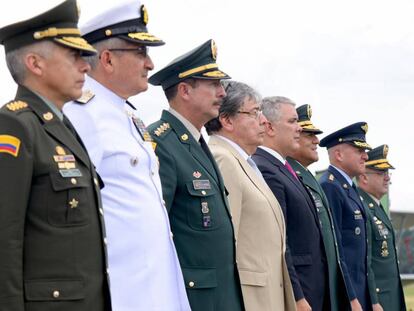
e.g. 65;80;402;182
284;161;299;180
199;135;212;158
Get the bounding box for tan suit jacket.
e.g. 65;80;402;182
209;135;296;311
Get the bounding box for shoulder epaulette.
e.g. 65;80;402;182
75;90;95;104
153;122;170;137
5;100;28;112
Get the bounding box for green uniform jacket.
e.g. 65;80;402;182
358;188;407;311
0;86;110;311
288;158;351;310
149;110;243;311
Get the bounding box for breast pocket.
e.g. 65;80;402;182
47;172;91;227
185;182;223;231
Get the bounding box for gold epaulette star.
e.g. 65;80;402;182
154;122;170;136
6;100;28;111
75;90;95;104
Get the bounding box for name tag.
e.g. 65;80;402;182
193;179;211;190
59;169;82;178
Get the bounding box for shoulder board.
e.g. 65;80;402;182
5;100;29;112
75;90;95;104
153;122;171;137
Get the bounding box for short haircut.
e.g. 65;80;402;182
84;37;129;70
164;78;199;102
260;96;295;123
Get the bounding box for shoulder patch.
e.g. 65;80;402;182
153;122;170;137
6;100;28;112
75;90;95;104
328;174;334;181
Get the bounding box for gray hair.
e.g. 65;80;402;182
205;80;261;134
261;96;295;123
6;41;56;84
84;37;128;70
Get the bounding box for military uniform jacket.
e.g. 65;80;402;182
358;188;406;311
320;165;376;310
0;86;110;311
288;158;351;311
209;136;296;311
253;148;327;311
148;110;243;311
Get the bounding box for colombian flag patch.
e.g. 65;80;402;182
0;135;21;157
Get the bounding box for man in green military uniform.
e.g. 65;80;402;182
357;145;406;310
148;39;244;311
0;1;110;310
287;104;351;310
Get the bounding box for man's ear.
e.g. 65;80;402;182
99;50;115;73
177;82;192;100
24;53;44;77
264;121;276;137
219;114;234;132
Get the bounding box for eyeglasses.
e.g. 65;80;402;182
237;109;263;119
365;171;391;177
107;46;148;57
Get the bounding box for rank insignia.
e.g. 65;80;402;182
43;112;53;121
76;89;95;104
56;146;66;155
329;174;334;181
69;198;79;209
343;183;348;189
6;100;28;111
181;134;188;141
0;135;21;157
154;122;170;136
193;171;202;178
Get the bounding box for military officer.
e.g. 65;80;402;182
357;145;406;310
148;40;244;311
319;122;382;311
287;104;351;310
0;1;110;310
63;1;190;310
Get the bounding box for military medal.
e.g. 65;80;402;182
201;202;210;214
193;171;202;178
381;240;389;257
202;215;211;228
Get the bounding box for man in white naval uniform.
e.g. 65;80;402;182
63;1;190;310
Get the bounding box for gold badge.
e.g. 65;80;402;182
211;40;217;60
307;105;312;118
381;240;389;257
361;123;368;133
69;198;79;209
193;171;202;178
181;134;188;141
383;144;389;157
141;4;148;25
43;112;53;121
56;146;66;155
6;100;28;111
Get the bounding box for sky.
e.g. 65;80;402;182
1;0;413;211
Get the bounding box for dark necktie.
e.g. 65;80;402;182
284;161;299;180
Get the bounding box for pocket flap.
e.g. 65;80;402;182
24;279;85;301
292;254;312;266
50;171;89;191
182;267;217;289
238;270;268;287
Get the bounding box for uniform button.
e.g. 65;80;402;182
94;178;99;186
71;178;77;185
106;268;110;274
189;281;195;287
355;227;361;235
99;208;104;216
376;288;380;293
201;190;206;195
151;170;155;176
104;237;108;245
162;200;166;206
52;290;60;298
130;157;139;166
170;232;174;239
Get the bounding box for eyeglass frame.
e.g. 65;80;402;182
106;46;148;58
236;109;263;119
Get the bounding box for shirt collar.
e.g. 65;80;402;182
33;91;63;121
168;108;201;141
215;135;250;160
331;165;354;186
259;146;286;164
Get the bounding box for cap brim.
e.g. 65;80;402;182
54;37;97;56
121;33;165;46
193;69;231;80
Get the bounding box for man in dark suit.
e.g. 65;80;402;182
0;1;110;310
287;104;351;310
357;145;406;311
252;97;328;311
147;40;244;311
319;122;382;311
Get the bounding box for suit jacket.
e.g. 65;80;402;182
253;148;327;311
288;158;351;311
0;86;110;311
148;111;243;311
208;136;295;311
319;165;374;310
358;188;406;311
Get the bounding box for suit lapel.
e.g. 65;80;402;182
16;86;91;168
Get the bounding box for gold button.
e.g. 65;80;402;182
52;290;60;298
201;190;206;195
71;178;77;185
189;281;195;287
94;178;99;186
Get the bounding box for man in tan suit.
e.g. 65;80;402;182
205;80;296;311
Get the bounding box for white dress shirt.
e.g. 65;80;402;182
64;76;190;311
